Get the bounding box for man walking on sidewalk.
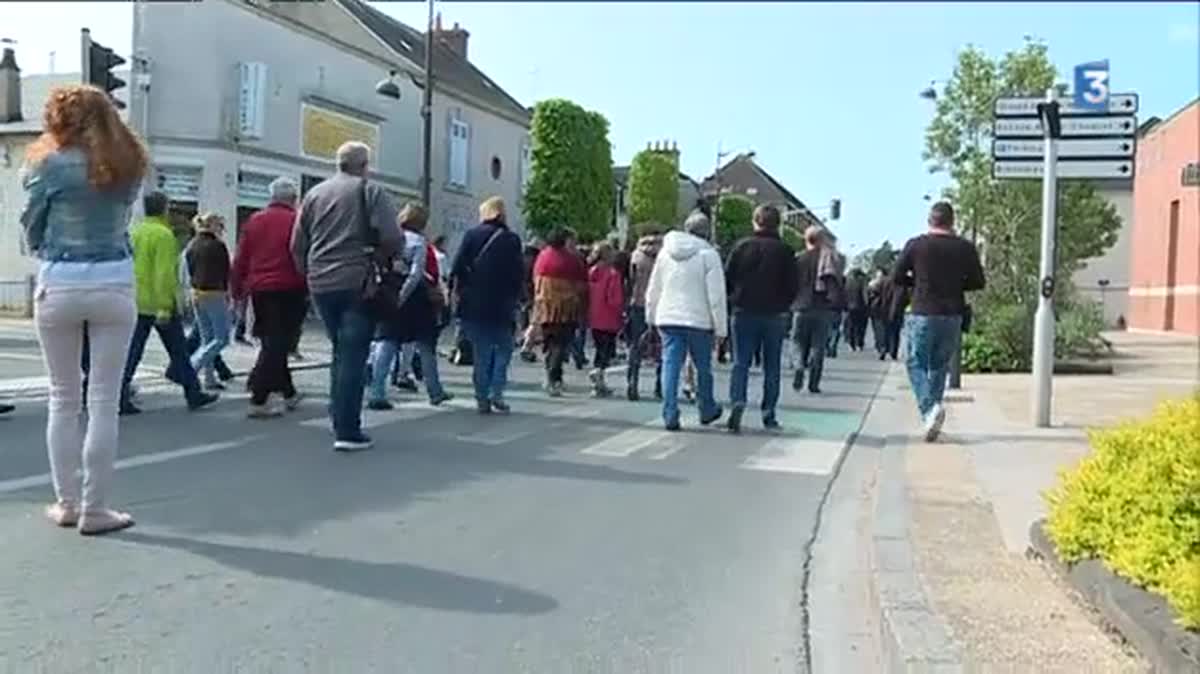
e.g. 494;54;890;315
290;142;401;451
723;205;799;433
891;201;985;441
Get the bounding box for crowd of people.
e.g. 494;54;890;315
14;83;984;536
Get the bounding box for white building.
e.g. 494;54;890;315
1;0;531;309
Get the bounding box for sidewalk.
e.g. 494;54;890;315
870;331;1198;672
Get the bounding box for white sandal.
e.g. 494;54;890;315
45;502;79;528
78;509;135;536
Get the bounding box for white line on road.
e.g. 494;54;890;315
646;438;686;460
580;425;668;458
739;436;847;475
0;435;267;494
0;352;44;362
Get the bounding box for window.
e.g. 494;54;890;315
490;156;502;180
448;119;470;188
519;142;531;190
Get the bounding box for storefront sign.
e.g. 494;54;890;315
300;103;378;162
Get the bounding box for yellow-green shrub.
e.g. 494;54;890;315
1045;396;1200;630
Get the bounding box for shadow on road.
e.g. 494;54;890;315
117;531;560;615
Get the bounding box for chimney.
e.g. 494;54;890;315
433;13;470;61
0;47;21;123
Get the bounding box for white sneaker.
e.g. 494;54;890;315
248;403;282;419
924;404;946;442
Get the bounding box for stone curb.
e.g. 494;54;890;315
1028;519;1200;673
868;369;966;673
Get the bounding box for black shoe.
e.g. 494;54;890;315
700;405;723;426
334;434;373;452
393;377;418;392
476;399;493;414
119;402;142;416
808;387;821;395
664;419;681;432
218;369;236;382
187;393;219;411
0;403;14;415
763;417;782;432
792;369;805;392
367;399;394;411
490;399;511;414
726;406;744;434
626;386;640;402
878;352;887;361
430;392;454;407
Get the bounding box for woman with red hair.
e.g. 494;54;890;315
21;85;148;535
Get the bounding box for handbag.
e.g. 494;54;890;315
357;179;403;320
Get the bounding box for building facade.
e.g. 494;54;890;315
1128;98;1199;335
1072;180;1134;327
699;152;824;233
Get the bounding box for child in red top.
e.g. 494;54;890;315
587;242;625;397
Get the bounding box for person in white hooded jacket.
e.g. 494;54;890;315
644;211;727;431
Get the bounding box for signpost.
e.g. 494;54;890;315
991;62;1138;427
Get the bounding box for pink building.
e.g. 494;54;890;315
1129;98;1199;335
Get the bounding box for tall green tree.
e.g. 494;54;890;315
714;195;755;257
853;240;900;272
523;99;615;243
627;150;678;230
923;40;1121;304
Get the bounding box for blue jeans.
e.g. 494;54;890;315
462;320;513;403
794;308;834;392
191;294;230;384
313;290;375;441
660;326;718;425
121;313;205;407
904;314;963;417
369;339;444;403
729;311;789;420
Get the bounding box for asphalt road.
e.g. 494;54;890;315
0;336;888;673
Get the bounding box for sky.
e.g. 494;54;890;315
4;1;1197;253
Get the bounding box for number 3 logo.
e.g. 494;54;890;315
1082;69;1109;105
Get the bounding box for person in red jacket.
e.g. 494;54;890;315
230;178;308;418
587;242;624;397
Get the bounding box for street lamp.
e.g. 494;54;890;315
375;70;401;100
919;80;939;101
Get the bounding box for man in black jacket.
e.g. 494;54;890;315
723;205;800;433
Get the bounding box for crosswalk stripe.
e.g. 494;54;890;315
580;425;667;457
738;436;847;475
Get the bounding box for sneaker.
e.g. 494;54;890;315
490;399;511;414
367;399;394;411
187;392;219;411
334;435;374;452
290;351;305;362
430;392;454;407
763;417;782;432
284;392;304;411
664;419;682;432
0;403;13;415
119;402;142;416
726;406;744;434
393;377;418;393
626;386;640;402
548;382;564;398
792;369;805;392
218;369;236;382
476;399;493;414
247;403;282;419
699;405;723;426
924;404;946;442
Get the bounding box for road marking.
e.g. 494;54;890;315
455;404;603;445
0;351;44;362
739;436;847;475
0;435;267;494
580;425;667;457
646;438;686;460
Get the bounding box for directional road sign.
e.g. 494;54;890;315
992;138;1135;160
994;115;1137;138
994;93;1138;117
992;159;1134;180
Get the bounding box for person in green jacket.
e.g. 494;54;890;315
117;191;218;414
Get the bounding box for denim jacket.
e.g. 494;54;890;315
20;147;139;263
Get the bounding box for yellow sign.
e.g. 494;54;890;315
300;103;379;161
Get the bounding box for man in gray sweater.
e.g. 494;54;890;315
291;141;401;452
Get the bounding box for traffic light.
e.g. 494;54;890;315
830;198;841;220
81;29;126;109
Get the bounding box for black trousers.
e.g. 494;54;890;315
885;317;903;360
542;323;576;385
846;308;869;350
592;329;617;370
248;289;307;405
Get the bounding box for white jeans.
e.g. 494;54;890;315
34;286;136;511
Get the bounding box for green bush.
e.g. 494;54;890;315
714;194;754;257
523;99;614;243
628;150;679;229
1045;397;1200;630
960;296;1108;373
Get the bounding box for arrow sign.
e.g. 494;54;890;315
993;160;1134;180
994;115;1137;138
992;138;1135;159
994;93;1138;117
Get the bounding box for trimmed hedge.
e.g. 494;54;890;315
1045;397;1200;629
